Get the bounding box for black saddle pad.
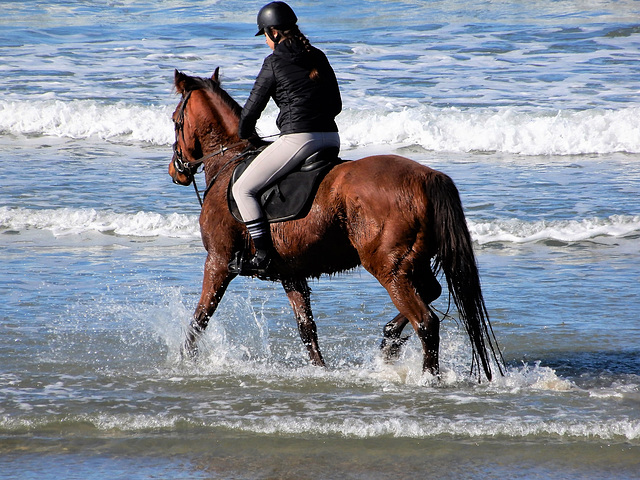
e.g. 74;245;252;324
228;147;341;223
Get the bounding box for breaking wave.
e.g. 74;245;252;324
0;206;200;239
2;206;638;245
2;99;639;156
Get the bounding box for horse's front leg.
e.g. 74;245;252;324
282;278;325;367
182;253;233;359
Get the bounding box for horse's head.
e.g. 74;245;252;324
169;68;243;186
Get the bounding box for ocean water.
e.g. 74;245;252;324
1;1;640;479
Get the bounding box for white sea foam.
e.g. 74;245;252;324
0;206;200;239
0;99;174;145
2;207;637;245
469;215;640;245
3;406;638;441
2;99;639;155
211;415;640;441
340;106;640;155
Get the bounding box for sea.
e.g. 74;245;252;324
1;1;639;479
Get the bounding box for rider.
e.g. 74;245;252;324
232;1;342;275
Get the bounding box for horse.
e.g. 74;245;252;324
168;68;504;381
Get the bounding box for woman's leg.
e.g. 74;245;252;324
230;132;340;274
232;132;340;222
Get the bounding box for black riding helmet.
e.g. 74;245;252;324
255;1;298;36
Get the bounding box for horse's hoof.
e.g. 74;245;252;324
423;366;441;380
180;342;199;361
380;335;410;362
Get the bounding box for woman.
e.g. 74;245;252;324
232;1;342;275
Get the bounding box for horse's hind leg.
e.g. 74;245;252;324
182;254;233;359
377;268;442;375
414;268;442;373
418;306;440;375
282;278;325;367
393;285;440;375
380;268;442;365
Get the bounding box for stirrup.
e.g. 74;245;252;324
228;250;272;277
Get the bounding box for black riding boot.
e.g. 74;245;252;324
245;233;273;273
229;217;273;276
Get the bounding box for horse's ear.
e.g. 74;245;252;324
212;67;220;83
174;69;187;94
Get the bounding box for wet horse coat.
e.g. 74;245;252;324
168;69;503;380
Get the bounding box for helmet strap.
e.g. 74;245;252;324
266;27;281;45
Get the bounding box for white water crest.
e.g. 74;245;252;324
0;206;200;238
2;411;638;441
2;207;638;245
469;215;640;245
340;106;640;155
2;99;639;155
0;99;174;145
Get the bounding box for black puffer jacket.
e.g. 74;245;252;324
239;40;342;139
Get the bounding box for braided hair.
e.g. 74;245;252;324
274;26;320;81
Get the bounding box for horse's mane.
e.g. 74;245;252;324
181;75;242;119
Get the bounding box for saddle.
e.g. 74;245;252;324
228;146;342;223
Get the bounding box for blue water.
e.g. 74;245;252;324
1;1;640;479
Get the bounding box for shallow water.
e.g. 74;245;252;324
2;0;640;479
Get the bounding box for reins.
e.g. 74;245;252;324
196;147;249;206
189;141;249;207
172;86;278;207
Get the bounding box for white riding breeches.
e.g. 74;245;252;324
232;131;340;223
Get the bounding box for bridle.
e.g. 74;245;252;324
172;91;199;177
171;90;247;206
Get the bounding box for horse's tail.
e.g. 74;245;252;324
426;171;505;381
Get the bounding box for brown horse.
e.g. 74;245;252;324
168;68;504;381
